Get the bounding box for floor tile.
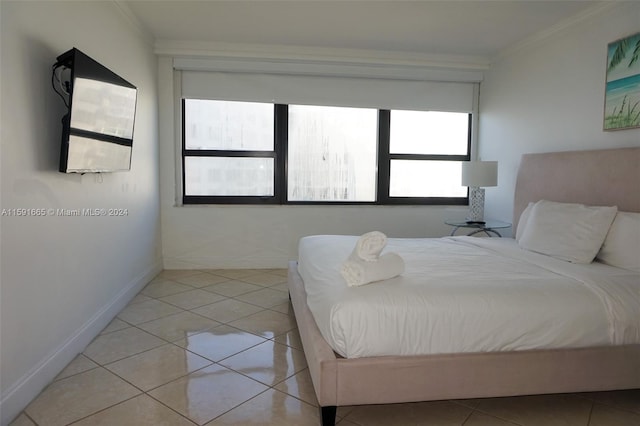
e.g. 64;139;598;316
100;317;131;334
336;419;360;426
228;309;297;338
234;287;290;308
463;411;520;425
272;328;303;350
175;324;267;362
473;393;592;426
155;270;202;280
149;363;269;425
581;389;640;414
83;327;165;365
127;293;154;305
268;269;289;277
54;354;98;381
270;282;289;292
452;398;483;410
14;268;623;426
72;394;196;425
206;388;320;426
25;367;140;426
219;340;307;386
273;368;318;406
192;298;264;323
117;299;183;325
137;311;221;342
270;301;294;315
208;269;263;279
337;406;357;421
174;272;232;287
202;280;263;297
239;272;287;286
141;280;193;298
160;288;226;310
589;403;640;426
105;344;212;391
343;400;473;426
8;413;36;426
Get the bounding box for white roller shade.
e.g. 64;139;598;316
180;70;477;112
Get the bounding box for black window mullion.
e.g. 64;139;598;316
275;104;287;204
183;149;275;158
466;113;472;160
377;110;391;204
184;195;278;205
388;153;469;162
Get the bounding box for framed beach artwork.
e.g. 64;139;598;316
604;32;640;131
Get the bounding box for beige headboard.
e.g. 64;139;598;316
513;147;640;233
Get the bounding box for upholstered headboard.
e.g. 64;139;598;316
513;147;640;233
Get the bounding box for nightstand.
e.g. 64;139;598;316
445;219;511;237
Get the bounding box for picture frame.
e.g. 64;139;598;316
604;32;640;131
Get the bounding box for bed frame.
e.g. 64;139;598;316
288;147;640;426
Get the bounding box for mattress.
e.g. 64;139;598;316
297;235;640;359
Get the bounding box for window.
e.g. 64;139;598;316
288;105;378;202
182;99;281;203
383;110;470;202
182;100;470;205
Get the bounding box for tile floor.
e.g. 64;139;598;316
11;269;640;426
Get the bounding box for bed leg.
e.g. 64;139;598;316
319;405;337;426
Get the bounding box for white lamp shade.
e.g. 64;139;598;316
461;161;498;187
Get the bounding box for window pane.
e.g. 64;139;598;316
390;111;468;155
184;157;274;196
390;160;467;197
288;105;377;202
184;99;274;151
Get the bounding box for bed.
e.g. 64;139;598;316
287;147;640;426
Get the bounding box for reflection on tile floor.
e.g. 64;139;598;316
11;269;640;425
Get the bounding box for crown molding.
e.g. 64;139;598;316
493;1;619;63
110;0;155;46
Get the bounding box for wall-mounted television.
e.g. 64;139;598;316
52;48;137;173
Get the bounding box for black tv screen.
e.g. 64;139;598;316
53;48;137;173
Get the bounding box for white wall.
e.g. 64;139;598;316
479;2;640;231
0;2;161;423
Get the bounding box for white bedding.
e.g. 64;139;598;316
297;235;640;359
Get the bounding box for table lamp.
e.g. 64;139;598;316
461;161;498;222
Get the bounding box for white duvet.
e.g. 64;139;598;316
297;236;640;359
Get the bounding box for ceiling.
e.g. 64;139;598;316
122;0;605;61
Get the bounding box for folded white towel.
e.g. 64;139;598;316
351;231;388;262
340;253;405;287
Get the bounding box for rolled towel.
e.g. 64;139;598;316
351;231;388;262
340;253;405;287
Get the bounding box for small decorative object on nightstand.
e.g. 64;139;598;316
461;161;498;222
445;219;511;237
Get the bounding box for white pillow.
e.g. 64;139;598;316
518;200;617;263
596;212;640;272
515;202;534;242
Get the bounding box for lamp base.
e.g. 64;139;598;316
467;187;485;222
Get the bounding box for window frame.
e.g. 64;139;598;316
376;110;471;206
181;101;287;205
182;101;471;206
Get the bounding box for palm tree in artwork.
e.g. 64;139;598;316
608;36;640;71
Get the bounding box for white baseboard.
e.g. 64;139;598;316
0;261;162;426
